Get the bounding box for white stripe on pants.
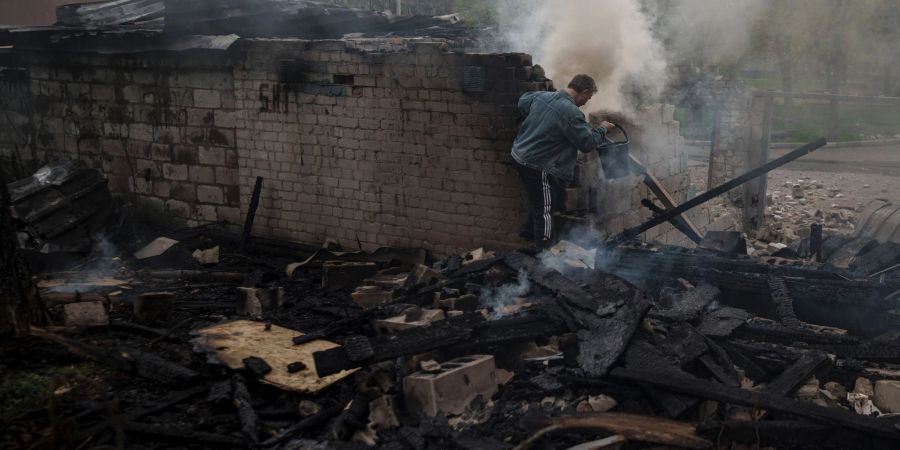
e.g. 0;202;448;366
541;171;552;240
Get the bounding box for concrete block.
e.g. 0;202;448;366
351;286;394;309
410;264;443;286
321;261;378;289
874;380;900;413
197;185;224;204
403;355;498;417
373;307;446;334
194;89;221;108
363;271;408;290
63;301;108;328
434;294;479;312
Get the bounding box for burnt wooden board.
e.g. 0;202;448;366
765;351;830;397
611;368;900;440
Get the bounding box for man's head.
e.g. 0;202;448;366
566;74;598;107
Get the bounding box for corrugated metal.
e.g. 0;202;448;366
855;200;900;245
8;160;112;253
56;0;165;27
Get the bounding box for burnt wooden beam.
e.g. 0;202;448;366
603;248;900;336
603;138;827;248
450;254;506;277
77;386;207;440
765;351;830;397
767;275;801;328
504;252;652;376
504;252;598;317
242;176;263;248
610;367;900;440
735;319;859;346
231;374;259;445
623;338;700;418
314;312;564;377
137;270;246;283
631;154;703;244
260;402;345;447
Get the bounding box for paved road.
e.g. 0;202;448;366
687;141;900;176
768;142;900;176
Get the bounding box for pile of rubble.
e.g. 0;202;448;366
753;176;860;253
7;208;900;450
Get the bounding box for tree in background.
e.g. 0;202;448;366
452;0;496;28
863;0;900;96
746;0;820;117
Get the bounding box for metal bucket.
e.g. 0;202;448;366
597;125;631;179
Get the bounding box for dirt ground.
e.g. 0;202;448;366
688;161;900;253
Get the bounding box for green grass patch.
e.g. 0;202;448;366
676;98;900;142
0;363;106;423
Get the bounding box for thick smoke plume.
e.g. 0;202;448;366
492;0;667;113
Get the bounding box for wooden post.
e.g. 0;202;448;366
754;96;775;229
242;176;263;249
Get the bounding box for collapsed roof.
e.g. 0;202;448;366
0;0;466;52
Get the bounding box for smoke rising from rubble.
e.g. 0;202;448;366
491;0;667;113
44;234;119;294
480;268;531;317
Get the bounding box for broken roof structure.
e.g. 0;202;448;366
0;0;465;52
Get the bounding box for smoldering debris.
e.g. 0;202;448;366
11;205;900;450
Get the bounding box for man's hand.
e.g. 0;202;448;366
600;121;616;130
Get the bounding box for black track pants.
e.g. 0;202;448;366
513;159;566;248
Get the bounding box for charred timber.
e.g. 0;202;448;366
603;138;827;248
601;248;900;336
313;312;565;377
611;367;900;440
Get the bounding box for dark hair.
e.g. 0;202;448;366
568;74;597;93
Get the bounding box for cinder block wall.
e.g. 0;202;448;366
231;38;551;254
1;37;708;254
0;50;243;224
583;106;697;246
1;38;553;254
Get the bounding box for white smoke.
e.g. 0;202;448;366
648;0;770;64
493;0;668;113
480;269;531;315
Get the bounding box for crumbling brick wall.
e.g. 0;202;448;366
2;37;708;254
4;51;243;225
231;39;549;255
582;106;701;246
